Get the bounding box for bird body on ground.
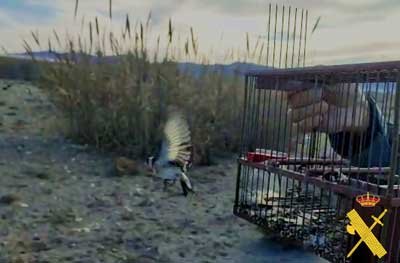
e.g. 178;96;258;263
147;108;194;196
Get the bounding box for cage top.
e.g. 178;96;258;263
246;60;400;77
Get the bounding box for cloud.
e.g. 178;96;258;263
308;41;400;65
194;0;400;15
1;0;400;65
315;42;400;58
191;0;400;29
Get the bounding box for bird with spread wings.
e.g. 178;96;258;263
147;109;194;196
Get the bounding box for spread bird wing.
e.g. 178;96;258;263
157;110;192;167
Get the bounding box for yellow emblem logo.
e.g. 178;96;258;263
346;208;388;259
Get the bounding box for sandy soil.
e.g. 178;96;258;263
0;79;326;263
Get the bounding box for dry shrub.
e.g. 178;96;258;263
25;9;261;164
35;51;244;163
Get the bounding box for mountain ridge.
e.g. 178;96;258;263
7;51;272;76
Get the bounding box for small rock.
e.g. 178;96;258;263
68;242;77;248
42;188;53;195
92;222;101;230
31;240;49;252
121;208;135;221
2;84;12;90
36;172;50;180
71;227;91;233
96;244;106;252
134;187;144;196
216;170;227;176
213;241;223;249
115;157;139;176
124;206;133;213
0;194;21;205
138;198;154;207
51;236;63;245
219;251;228;257
63;165;71;174
63;256;74;261
223;240;234;247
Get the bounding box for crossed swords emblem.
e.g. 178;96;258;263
346;208;388;259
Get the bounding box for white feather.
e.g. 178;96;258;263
162;110;192;165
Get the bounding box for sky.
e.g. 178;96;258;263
1;0;400;66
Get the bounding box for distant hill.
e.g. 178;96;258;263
9;51;62;62
9;51;101;63
6;51;271;78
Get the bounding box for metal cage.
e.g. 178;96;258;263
234;61;400;263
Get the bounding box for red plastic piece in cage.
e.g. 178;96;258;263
246;149;288;162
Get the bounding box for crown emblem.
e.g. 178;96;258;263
356;192;380;207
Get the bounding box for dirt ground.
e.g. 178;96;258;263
0;79;326;263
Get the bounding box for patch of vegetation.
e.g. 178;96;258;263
24;2;284;164
0;56;40;81
25;30;246;164
46;207;78;226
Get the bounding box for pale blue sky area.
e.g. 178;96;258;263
1;0;56;23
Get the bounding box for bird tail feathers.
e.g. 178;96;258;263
180;172;194;196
